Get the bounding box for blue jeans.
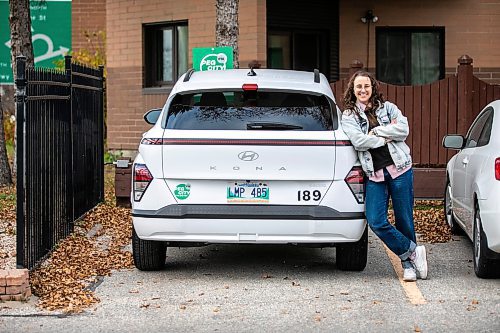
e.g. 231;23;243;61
365;168;416;268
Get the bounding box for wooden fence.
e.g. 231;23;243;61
331;55;500;198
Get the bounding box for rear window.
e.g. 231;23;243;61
165;91;334;131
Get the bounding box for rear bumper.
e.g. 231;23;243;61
132;204;366;244
479;199;500;254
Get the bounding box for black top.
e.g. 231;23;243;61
370;145;393;172
368;116;394;172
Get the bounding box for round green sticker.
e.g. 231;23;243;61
174;184;191;200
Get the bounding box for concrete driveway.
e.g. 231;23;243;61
1;232;499;332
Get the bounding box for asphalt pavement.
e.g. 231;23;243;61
1;231;499;332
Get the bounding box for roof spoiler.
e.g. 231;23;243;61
183;68;195;82
314;69;320;83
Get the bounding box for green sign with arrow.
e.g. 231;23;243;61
0;0;72;84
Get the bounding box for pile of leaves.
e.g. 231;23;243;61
0;185;16;263
29;169;134;313
389;200;451;243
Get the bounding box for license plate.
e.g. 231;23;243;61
227;181;269;203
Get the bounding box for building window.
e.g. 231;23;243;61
267;29;329;77
144;21;188;87
376;27;444;85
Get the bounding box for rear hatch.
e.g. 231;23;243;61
160;89;343;206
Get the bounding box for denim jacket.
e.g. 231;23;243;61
341;101;412;177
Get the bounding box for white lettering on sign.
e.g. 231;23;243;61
199;53;228;71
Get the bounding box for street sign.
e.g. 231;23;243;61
0;0;71;84
192;47;233;72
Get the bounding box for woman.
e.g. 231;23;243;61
341;71;428;281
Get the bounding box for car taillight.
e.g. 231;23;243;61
134;163;153;201
242;83;258;91
345;166;365;204
496;158;500;181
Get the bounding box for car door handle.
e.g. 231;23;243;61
462;157;469;165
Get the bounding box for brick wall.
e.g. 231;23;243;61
106;0;265;151
339;0;500;85
72;0;106;52
0;269;31;302
105;0;500;150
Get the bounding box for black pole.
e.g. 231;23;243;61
98;65;105;202
65;55;74;224
15;56;27;269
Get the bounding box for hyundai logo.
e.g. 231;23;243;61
238;151;259;161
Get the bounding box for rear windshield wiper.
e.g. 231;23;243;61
246;122;303;130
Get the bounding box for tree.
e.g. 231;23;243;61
215;0;239;68
9;0;34;77
0;98;12;186
0;0;35;185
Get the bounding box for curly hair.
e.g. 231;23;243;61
342;71;385;115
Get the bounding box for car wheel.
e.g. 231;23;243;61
132;226;167;271
336;226;368;271
473;202;500;278
444;179;462;234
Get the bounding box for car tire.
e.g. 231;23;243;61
336;226;368;271
473;202;500;278
444;179;462;235
132;226;167;271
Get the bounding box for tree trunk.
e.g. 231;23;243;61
0;94;13;186
7;0;34;178
215;0;239;69
9;0;34;79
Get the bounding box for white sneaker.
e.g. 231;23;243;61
403;267;417;281
410;245;428;279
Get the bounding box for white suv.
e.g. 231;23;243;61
131;68;367;271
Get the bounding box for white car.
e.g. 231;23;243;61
131;68;367;271
443;100;500;278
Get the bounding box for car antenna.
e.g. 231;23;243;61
247;67;257;76
247;60;260;76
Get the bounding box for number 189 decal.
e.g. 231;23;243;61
297;190;321;201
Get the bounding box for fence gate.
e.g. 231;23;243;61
15;56;104;269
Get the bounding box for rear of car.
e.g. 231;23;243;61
131;69;367;271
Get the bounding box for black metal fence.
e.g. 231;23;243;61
15;56;104;269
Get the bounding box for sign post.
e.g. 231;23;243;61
192;47;233;72
0;0;72;84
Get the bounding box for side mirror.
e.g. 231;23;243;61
144;108;162;125
442;134;465;150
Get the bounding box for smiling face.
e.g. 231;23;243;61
353;75;372;105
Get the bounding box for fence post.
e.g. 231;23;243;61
15;56;27;268
65;55;74;222
349;59;363;78
457;55;474;134
98;64;105;202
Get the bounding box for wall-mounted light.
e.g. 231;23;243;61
361;10;378;23
360;10;378;71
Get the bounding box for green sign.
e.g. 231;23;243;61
174;183;191;200
192;47;233;72
0;0;72;84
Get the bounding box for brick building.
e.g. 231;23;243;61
72;0;106;51
102;0;500;152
